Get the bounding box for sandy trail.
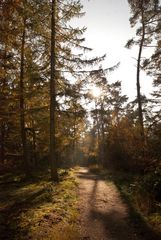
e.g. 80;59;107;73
77;167;142;240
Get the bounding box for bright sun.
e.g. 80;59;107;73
91;86;101;98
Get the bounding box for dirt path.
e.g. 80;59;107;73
77;168;142;240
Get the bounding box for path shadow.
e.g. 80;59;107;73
76;169;105;181
78;168;161;240
87;175;132;240
90;207;161;240
90;208;137;240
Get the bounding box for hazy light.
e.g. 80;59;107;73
91;86;102;98
72;0;154;100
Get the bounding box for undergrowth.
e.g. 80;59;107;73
0;168;79;240
89;164;161;239
114;172;161;239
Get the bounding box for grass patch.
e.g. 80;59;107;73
109;170;161;240
0;168;80;240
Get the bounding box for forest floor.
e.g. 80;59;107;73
0;167;160;240
0;168;79;240
77;167;160;240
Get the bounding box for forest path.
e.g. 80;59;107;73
76;167;142;240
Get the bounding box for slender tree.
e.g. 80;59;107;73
19;15;28;171
50;0;58;181
126;0;159;139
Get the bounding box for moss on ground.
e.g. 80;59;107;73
0;168;80;240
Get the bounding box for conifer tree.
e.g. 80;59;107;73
126;0;159;139
0;0;106;175
48;0;106;179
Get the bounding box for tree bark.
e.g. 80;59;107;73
100;102;105;166
50;0;58;181
0;48;7;164
0;124;5;164
20;18;28;172
72;113;77;165
32;128;37;166
136;0;145;140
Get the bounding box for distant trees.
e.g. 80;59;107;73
87;75;128;168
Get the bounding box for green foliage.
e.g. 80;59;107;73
0;168;79;240
93;167;160;238
143;166;161;202
112;169;161;235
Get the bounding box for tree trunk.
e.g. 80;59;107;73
72;114;77;166
32;128;37;166
95;101;100;141
20;18;28;172
0;124;5;164
100;102;105;166
50;0;58;181
136;1;145;140
95;101;101;165
0;48;7;164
